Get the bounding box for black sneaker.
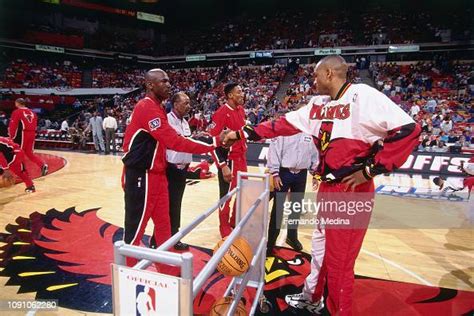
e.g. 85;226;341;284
174;241;189;251
286;237;303;251
41;164;49;176
25;186;36;193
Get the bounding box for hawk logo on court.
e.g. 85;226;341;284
1;208;473;315
148;118;161;131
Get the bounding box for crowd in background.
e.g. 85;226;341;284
0;59;472;153
369;60;474;152
5;6;471;57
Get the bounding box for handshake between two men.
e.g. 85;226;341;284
218;129;241;148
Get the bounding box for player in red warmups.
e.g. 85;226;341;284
208;83;247;237
122;69;222;269
224;55;421;315
8;98;48;176
0;136;35;192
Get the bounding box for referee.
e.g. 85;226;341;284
166;92;192;250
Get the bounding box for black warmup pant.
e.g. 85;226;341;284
268;167;308;249
166;164;188;235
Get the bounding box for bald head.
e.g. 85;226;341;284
145;68;167;82
316;55;348;80
145;68;171;101
313;55;349;98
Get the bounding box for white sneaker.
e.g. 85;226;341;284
285;293;324;314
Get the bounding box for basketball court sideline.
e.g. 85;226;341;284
0;150;472;315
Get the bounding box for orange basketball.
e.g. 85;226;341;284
0;171;15;188
213;236;253;276
209;296;247;316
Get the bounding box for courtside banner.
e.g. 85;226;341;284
200;143;471;176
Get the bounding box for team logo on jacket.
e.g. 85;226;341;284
148;118;161;130
24;112;34;123
310;103;350;120
318;122;334;152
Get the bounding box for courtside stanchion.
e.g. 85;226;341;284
112;172;270;315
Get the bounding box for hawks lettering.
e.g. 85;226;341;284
310;103;350;120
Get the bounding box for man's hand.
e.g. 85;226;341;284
273;175;283;191
341;169;369;191
312;177;320;191
223;131;239;148
222;165;232;183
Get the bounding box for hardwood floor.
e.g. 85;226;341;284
0;150;472;315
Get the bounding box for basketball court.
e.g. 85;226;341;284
0;150;472;315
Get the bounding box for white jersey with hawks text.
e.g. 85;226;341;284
244;83;421;181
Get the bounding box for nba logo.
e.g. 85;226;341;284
135;285;157;316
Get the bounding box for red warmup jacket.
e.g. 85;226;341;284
122;95;218;173
9;107;37;142
0;136;21;170
209;103;246;168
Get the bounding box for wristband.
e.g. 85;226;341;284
362;165;374;181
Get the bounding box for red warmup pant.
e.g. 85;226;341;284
21;131;44;169
464;177;474;192
312;180;374;316
218;156;247;238
123;169;177;274
9;150;34;187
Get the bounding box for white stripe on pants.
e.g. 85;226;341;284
302;227;325;300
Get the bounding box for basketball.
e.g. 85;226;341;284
213;236;253;276
0;171;15;188
209;296;247;316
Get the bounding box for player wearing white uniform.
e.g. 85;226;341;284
224;55;421;315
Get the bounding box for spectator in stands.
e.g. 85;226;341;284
60;119;69;135
439;131;449;143
440;116;453;133
431;139;448;152
463;130;471;143
447;130;459;143
419;133;431;151
103;111;118;155
410;103;421;117
457;136;469;148
86;111;105;153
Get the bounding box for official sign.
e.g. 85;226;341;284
185;55;206;62
112;265;179;316
314;48;342;55
35;45;65;54
137;11;165;24
388;45;420;53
